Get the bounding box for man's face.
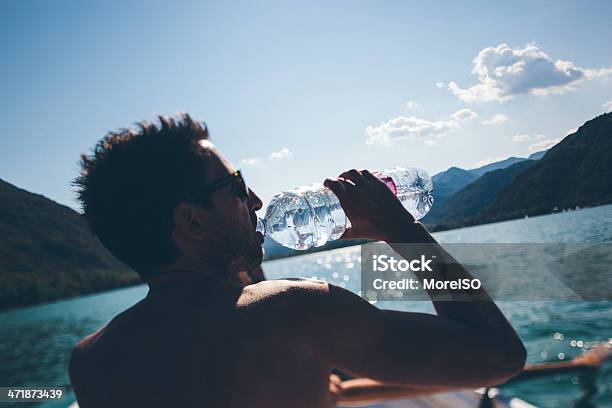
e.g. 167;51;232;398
190;141;264;274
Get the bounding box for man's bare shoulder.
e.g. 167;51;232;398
68;327;105;390
235;278;330;310
69;299;146;363
235;278;375;320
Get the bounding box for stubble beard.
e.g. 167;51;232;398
218;225;262;276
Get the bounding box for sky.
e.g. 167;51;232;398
1;0;611;210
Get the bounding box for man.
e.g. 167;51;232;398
69;114;526;408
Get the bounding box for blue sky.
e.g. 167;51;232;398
1;0;611;210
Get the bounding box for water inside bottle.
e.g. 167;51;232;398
260;167;433;250
263;185;348;250
263;190;316;250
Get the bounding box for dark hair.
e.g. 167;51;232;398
74;114;211;277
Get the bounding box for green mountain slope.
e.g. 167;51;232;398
0;178;138;311
483;112;612;220
427;151;548;211
430;167;478;206
424;160;537;231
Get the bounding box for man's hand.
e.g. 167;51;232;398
329;374;343;405
328;374;447;406
572;343;612;368
323;169;417;241
504;342;612;385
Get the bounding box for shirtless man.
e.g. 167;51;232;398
69;114;526;407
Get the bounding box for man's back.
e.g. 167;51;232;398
69;275;335;408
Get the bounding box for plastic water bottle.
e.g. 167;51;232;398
256;167;434;250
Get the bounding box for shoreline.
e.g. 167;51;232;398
2;203;610;313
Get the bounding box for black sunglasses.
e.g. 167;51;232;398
186;170;249;202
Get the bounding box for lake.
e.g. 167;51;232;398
1;205;611;408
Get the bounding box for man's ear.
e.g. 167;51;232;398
173;203;207;240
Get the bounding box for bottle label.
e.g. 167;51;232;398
377;175;397;196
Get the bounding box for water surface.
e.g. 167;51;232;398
1;205;611;407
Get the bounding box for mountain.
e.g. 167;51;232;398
527;150;547;160
429;153;548;206
482;112;612;220
263;238;290;259
431;167;478;207
424;160;538;230
467;156;527;178
0;178;138;311
425;152;548;223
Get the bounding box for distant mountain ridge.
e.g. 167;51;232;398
467;156;527;178
0;178;138;310
482;112;612;220
527;150;547;160
430;167;478;207
424;160;538;230
424;150;547;223
423;112;612;229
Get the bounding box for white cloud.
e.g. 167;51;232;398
241;147;293;166
447;43;612;102
528;138;561;153
451;108;479;122
603;100;612;112
474;156;509;167
365;109;478;146
366;117;456;146
435;82;445;89
268;147;293;160
482;113;508;125
241;157;263;166
405;100;418;109
512;134;531;142
565;127;578;136
512;134;545;142
585;67;612;79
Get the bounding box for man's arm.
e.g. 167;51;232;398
330;343;612;405
300;169;526;388
330;375;449;406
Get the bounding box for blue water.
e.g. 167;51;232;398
1;205;611;407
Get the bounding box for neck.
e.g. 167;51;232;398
148;257;250;288
159;258;225;278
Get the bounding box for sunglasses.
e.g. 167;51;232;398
186;170;250;202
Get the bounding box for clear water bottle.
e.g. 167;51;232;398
256;167;434;250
